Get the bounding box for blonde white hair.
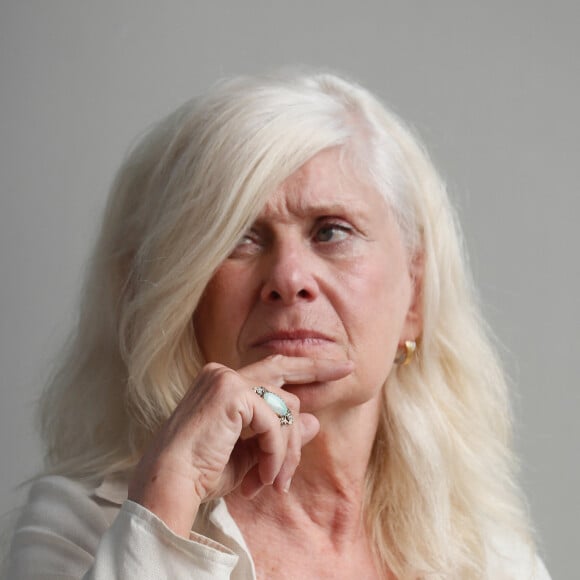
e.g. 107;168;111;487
40;70;532;578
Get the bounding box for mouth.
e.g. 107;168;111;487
250;329;336;356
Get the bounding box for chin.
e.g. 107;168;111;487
284;377;377;416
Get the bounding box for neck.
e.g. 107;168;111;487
227;397;381;546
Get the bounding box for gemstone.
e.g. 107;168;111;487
263;392;289;417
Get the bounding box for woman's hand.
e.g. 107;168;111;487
128;355;353;537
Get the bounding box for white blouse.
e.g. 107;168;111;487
4;475;551;579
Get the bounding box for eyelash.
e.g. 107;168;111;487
313;221;353;243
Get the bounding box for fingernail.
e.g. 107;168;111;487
283;478;292;493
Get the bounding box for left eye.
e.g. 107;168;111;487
314;224;351;243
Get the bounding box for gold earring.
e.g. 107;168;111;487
394;340;416;366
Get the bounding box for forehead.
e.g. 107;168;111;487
260;148;389;220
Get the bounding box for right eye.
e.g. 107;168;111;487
228;231;261;258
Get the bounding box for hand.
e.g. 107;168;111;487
128;355;353;537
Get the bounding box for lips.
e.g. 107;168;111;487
250;329;336;356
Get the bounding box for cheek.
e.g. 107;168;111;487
348;255;411;324
340;258;412;372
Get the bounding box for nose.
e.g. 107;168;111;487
259;241;319;305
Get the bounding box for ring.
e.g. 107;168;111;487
253;387;294;425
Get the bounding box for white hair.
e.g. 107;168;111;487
39;70;533;578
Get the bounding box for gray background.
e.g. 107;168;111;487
1;2;578;578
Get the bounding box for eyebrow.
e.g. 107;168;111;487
261;198;372;220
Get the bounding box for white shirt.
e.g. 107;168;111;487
4;475;551;579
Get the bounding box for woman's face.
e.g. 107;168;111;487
194;148;421;416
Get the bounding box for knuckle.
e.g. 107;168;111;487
199;363;239;394
202;362;234;380
201;361;225;374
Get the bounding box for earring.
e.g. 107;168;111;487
394;340;416;366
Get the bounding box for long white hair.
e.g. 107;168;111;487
39;70;532;578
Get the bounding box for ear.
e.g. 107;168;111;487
402;250;424;340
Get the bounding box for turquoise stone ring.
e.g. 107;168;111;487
253;387;294;425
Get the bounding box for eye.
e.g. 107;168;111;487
237;234;254;246
228;230;261;258
314;222;353;243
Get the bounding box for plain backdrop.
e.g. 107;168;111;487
1;2;578;578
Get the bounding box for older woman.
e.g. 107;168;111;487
5;72;550;579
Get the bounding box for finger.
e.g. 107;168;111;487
218;394;291;497
242;378;309;492
272;418;302;493
274;413;320;493
239;387;297;441
246;395;290;485
240;355;354;389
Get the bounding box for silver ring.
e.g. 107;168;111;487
253;387;294;425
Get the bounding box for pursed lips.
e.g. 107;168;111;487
250;329;336;355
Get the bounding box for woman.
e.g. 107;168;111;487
5;71;550;578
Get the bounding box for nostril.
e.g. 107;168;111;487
265;288;311;302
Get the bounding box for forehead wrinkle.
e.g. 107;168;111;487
269;163;316;220
256;149;391;229
260;187;370;224
260;162;363;222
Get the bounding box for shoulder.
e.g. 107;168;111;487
6;475;242;579
18;475;110;527
10;475;118;550
4;475;115;577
